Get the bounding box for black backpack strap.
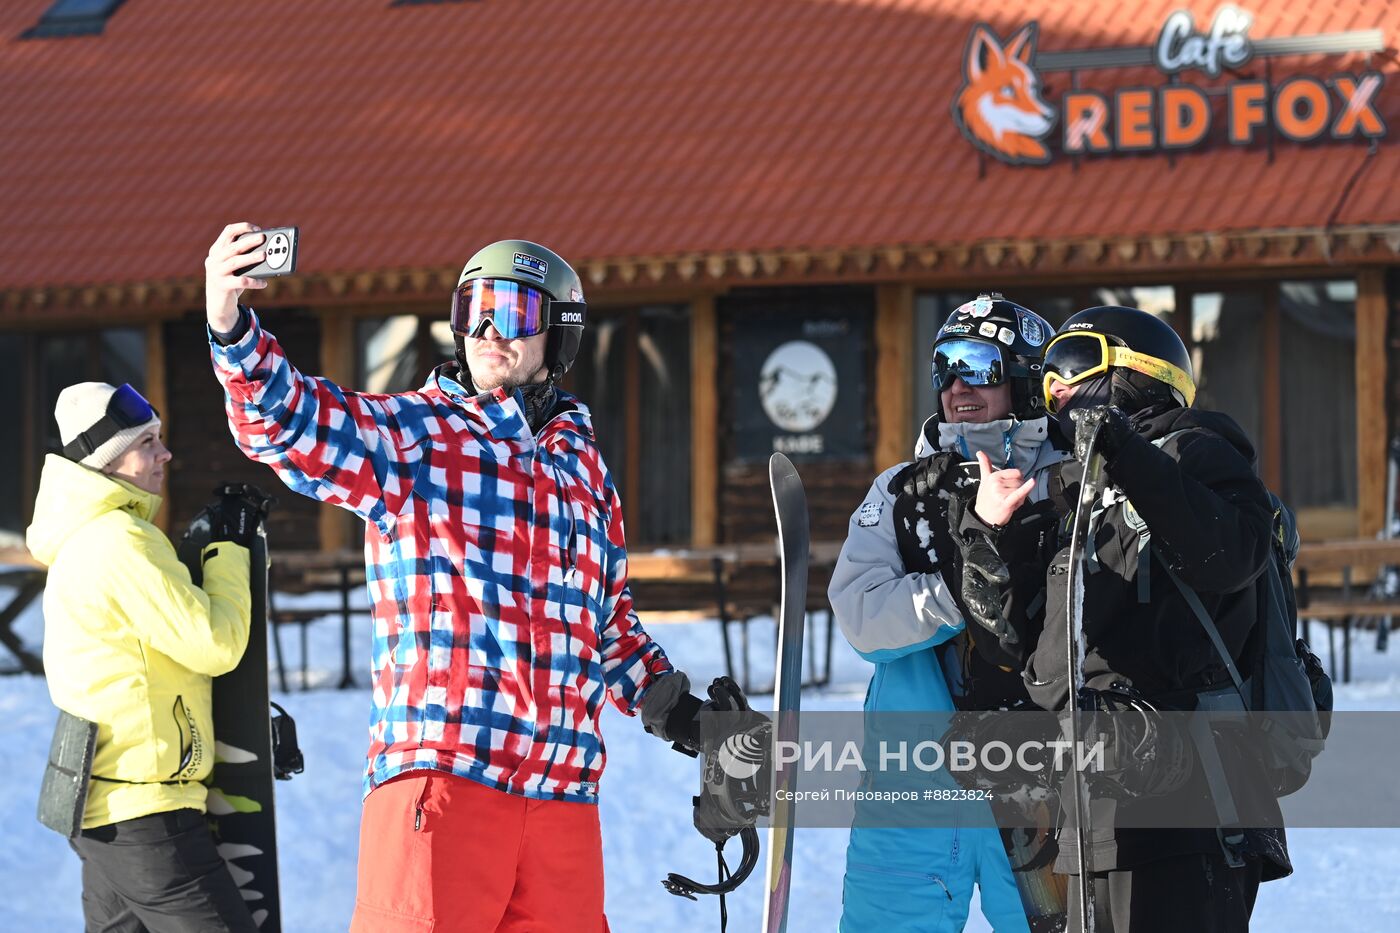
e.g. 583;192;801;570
1159;562;1248;703
1162;560;1251;865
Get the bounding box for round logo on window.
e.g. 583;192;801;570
759;340;839;433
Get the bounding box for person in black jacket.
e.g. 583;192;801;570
959;305;1289;932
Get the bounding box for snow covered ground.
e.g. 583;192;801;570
4;580;1400;931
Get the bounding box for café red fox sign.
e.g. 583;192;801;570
954;5;1387;165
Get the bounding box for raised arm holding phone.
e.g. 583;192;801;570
202;222;757;933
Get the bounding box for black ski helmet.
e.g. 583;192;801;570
452;239;587;386
931;293;1055;419
1042;305;1196;413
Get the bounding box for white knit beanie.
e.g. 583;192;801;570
54;382;161;471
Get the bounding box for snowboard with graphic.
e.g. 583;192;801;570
762;453;809;933
178;485;283;931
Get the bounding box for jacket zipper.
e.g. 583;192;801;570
847;861;953;899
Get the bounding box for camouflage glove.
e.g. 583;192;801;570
947;492;1018;650
888;451;958;499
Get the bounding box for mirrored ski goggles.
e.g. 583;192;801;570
450;278;552;339
1041;331;1196;412
931;338;1008;392
61;383;159;460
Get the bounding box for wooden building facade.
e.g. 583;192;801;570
3;0;1399;550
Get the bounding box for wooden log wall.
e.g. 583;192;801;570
163;308;323;550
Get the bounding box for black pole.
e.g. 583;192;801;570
339;563;355;689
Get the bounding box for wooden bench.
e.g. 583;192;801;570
628;543;840;693
266;560;349;691
268;542;843;694
270;550;364;691
627;551;748;685
0;565;46;675
1293;538;1400;683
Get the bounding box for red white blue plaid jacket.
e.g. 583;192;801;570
210;310;674;802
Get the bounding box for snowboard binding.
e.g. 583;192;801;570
270;701;304;781
661;677;769;921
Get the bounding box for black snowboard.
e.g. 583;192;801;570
178;485;283;931
763;453;809;933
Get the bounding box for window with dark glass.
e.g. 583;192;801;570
347;306;692;544
23;0;127;39
6;328;146;535
1278;280;1357;511
914;281;1360;537
567;305;691;546
356;316;422;393
0;336;24;541
1192;290;1264;452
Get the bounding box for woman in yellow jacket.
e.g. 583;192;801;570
27;381;258;933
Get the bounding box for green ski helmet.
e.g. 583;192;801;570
451;239;588;384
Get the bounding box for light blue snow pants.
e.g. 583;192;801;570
840;823;1031;932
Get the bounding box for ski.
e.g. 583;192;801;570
1064;423;1107;933
762;453;809;933
178;485;284;931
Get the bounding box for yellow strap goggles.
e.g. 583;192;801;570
1041;331;1196;413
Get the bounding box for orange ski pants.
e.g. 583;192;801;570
350;771;610;933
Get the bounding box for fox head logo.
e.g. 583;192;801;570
954;23;1056;165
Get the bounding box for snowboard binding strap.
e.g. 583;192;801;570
661;825;759;933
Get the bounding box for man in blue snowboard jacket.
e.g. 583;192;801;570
830;295;1069;931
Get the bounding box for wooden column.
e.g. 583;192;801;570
1357;269;1388;537
318;312;355;552
874;284;915;472
1173;285;1196;350
690;295;718;546
145;321;169;533
623;311;642;526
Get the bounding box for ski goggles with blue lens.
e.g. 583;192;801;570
62;383;158;461
931;338;1009;392
449;278;587;340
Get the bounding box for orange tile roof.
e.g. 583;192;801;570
0;0;1397;291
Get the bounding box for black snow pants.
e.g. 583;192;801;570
1065;851;1264;933
69;808;258;933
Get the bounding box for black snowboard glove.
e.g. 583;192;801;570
193;484;275;549
887;451;958;499
214;487;275;548
176;484;275;586
1070;405;1134;463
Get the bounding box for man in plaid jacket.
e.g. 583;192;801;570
204;225;727;932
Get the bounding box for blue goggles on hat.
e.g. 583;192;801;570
62;383;158;461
